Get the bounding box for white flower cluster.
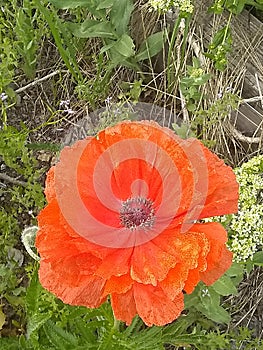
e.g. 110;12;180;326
229;206;263;262
149;0;194;13
228;156;263;262
214;156;263;262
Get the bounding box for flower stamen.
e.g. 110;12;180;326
120;196;155;231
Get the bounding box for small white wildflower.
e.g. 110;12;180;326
0;92;8;102
59;99;70;108
217;91;223;99
66;108;75;115
105;96;112;106
201;288;210;297
59;100;75;115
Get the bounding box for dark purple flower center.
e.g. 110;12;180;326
120;197;155;231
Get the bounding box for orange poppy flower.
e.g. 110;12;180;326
36;120;239;326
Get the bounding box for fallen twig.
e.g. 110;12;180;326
0;172;27;187
227;122;262;144
15;70;68;94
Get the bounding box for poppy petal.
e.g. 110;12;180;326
183;268;202;294
154;228;209;270
159;263;188;299
36;199;112;260
130;241;177;285
197;144;239;218
133;283;184;326
159;228;210;296
196;223;233;285
201;248;233;285
103;274;133;297
192;222;233;285
76;120;196;246
95;248;133;279
45;166;56;203
39;261;106;308
111;288;137;325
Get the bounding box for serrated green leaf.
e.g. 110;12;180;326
26;142;61;152
161;316;195;343
74;319;98;344
26;269;43;315
164;334;207;347
172;122;195;139
26;312;52;339
211;275;238;296
43;320;79;349
123;315;143;336
136;31;165;61
0;337;20;350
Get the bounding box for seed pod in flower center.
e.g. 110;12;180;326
120;197;155;231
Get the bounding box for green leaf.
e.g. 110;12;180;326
26;142;61;152
252;250;263;266
100;40;116;54
49;0;106;18
43;320;79;349
104;35;136;67
162;316;195;342
69;20;116;39
225;262;244;277
211;275;238;296
193;74;210;86
127;326;164;349
185;284;231;324
0;337;20;350
246;0;263;10
0;307;5;330
110;0;134;35
209;26;229;50
225;0;246;14
172;122;195;139
26;269;43;315
26;313;52;339
48;0;93;9
136;31;165;61
165;334;207;347
225;262;244;286
246;259;254;274
96;0;114;10
114;34;135;57
197;302;231;324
